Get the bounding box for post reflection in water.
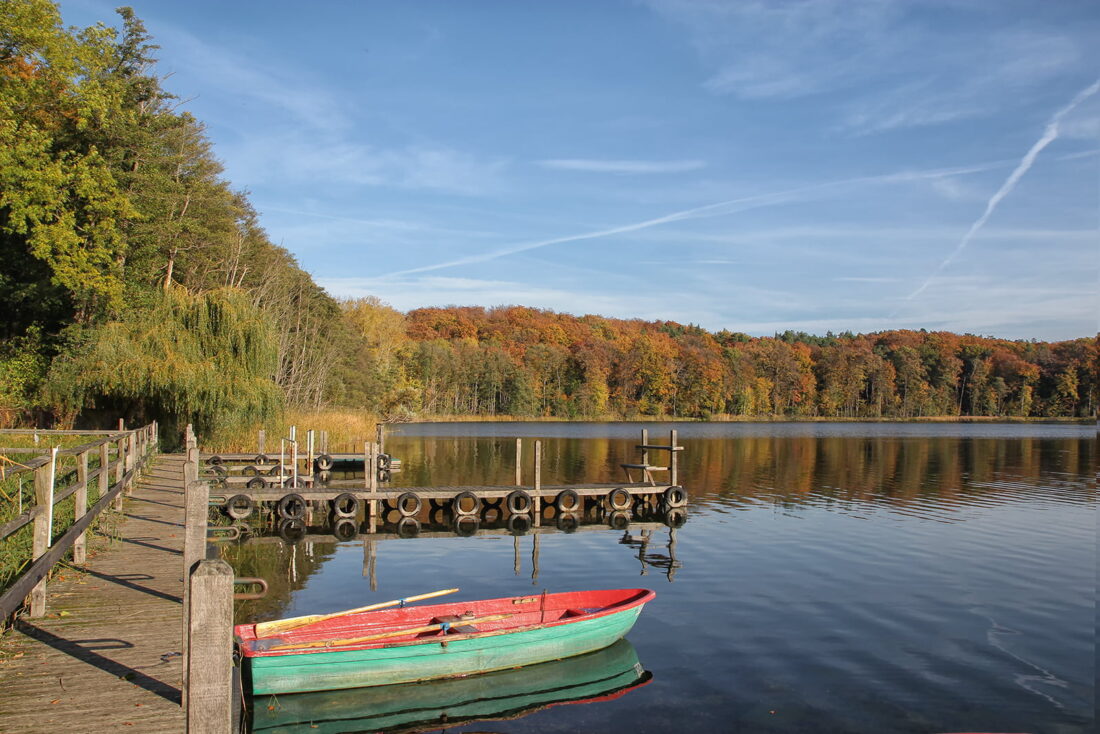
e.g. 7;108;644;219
249;638;652;734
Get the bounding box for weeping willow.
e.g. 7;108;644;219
48;287;281;434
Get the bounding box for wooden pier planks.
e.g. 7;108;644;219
0;455;187;732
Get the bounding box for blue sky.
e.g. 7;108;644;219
61;0;1099;340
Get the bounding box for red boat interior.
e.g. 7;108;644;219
237;588;654;657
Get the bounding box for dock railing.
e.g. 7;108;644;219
0;421;158;622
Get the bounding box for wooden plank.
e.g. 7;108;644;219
186;560;234;733
0;453;186;731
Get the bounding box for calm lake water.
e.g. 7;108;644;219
223;422;1096;734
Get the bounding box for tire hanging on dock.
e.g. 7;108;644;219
606;487;632;511
452;490;482;517
662;486;687;508
277;493;308;521
315;454;334;471
396;492;422;518
331;492;360;519
506;489;533;515
555;489;580;512
225;494;254;520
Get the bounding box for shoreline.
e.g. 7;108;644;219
396;414;1095;425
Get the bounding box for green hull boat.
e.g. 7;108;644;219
237;588;654;695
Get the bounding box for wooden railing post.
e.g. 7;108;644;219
113;437;125;510
98;441;110;500
126;431;137;494
28;464;53;617
670;429;678;486
185;559;234;733
73;450;89;565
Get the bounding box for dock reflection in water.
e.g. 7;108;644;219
249;638;651;734
227;504;685;593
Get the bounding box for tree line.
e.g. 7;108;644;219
1;2;1095;437
350;304;1098;420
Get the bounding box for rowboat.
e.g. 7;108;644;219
249;637;652;734
236;588;655;695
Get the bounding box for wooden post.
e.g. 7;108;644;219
369;442;379;493
513;535;521;576
113;437;125;510
366;442;377;533
126;431;137;494
363;538;377;591
258;429;266;455
182;478;209;712
641;428;649;470
186;559;234;733
307;430;315;482
515;438;522;486
118;418;125;431
320;430;328;455
28;464;53;617
98;441;109;501
376;423;385;455
73;450;89;565
670;429;678;486
532;441;541;527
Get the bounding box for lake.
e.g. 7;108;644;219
223;422;1095;734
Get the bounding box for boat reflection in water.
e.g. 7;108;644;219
249;637;651;734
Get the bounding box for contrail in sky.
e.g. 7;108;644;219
377;159;1014;279
904;79;1100;301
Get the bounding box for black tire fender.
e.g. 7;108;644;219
506;489;533;515
277;493;307;520
332;492;360;519
225;494;253;520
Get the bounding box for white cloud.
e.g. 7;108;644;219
645;0;1089;134
228;136;509;195
536;159;706;174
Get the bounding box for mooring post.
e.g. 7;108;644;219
641;428;649;470
182;477;210;713
670;429;678;486
28;463;53;617
532;440;542;527
320;430;328;455
185;559;234;733
376;423;385;455
515;438;522;486
369;442;379;493
118;418;125;432
73;449;89;565
307;430;315;482
366;442;377;533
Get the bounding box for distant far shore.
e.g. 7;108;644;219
399;414;1094;425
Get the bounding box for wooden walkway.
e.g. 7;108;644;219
0;454;186;732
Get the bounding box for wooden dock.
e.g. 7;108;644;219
0;454;186;732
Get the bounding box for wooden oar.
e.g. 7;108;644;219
254;588;459;637
268;613;513;651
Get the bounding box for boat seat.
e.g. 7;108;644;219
433;615;479;635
